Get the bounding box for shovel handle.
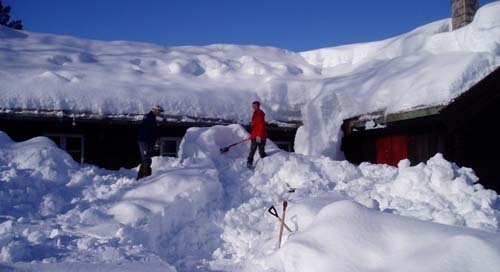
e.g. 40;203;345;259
268;205;292;232
278;200;288;248
268;206;278;217
220;139;250;153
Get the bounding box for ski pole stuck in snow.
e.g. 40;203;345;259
267;206;292;232
277;200;288;249
219;139;250;153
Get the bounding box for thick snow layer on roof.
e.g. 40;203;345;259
0;27;318;122
294;2;500;157
1;2;499;157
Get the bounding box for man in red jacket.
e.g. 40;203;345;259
247;101;267;168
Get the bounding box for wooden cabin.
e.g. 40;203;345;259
0;112;298;170
341;66;500;192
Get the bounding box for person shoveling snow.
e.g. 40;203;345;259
246;101;268;169
137;105;164;180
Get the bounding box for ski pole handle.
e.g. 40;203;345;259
283;200;288;210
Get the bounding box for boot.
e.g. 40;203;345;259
136;163;144;180
144;165;152;177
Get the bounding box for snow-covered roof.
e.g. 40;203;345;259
1;3;499;123
0;27;315;123
1;2;499;156
294;2;500;157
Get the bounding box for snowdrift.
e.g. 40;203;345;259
1;3;500;159
1;127;499;271
277;200;500;272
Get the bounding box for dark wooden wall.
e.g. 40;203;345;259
342;115;444;165
342;122;500;192
0;117;297;170
450;93;500;193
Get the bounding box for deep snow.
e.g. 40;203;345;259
1;125;499;271
1;2;500;271
1;2;500;159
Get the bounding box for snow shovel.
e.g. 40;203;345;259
277;200;288;249
268;206;292;232
219;139;250;154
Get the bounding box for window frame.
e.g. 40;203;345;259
159;137;181;157
44;133;85;163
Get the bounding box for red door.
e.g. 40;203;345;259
376;135;408;166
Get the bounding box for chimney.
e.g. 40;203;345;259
451;0;479;30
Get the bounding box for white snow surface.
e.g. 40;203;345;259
1;3;500;158
1;3;500;271
1;126;499;271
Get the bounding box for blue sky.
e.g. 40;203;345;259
4;0;498;52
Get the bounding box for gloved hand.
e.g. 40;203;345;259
256;136;262;143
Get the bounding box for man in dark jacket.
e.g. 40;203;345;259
137;105;163;180
247;101;267;168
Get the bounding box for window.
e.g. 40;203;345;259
45;134;85;163
274;141;293;152
160;137;181;157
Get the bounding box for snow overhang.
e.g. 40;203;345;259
0;108;301;129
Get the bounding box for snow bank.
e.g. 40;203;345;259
179;124;253;165
337;155;499;231
105;164;224;270
1;127;499;271
0;131;179;269
275;200;500;272
0;132;76;218
211;149;499;270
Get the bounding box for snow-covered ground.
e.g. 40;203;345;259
1;2;500;158
1;125;499;271
1;2;500;271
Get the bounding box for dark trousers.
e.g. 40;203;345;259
247;139;266;165
138;141;154;167
137;141;153;179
